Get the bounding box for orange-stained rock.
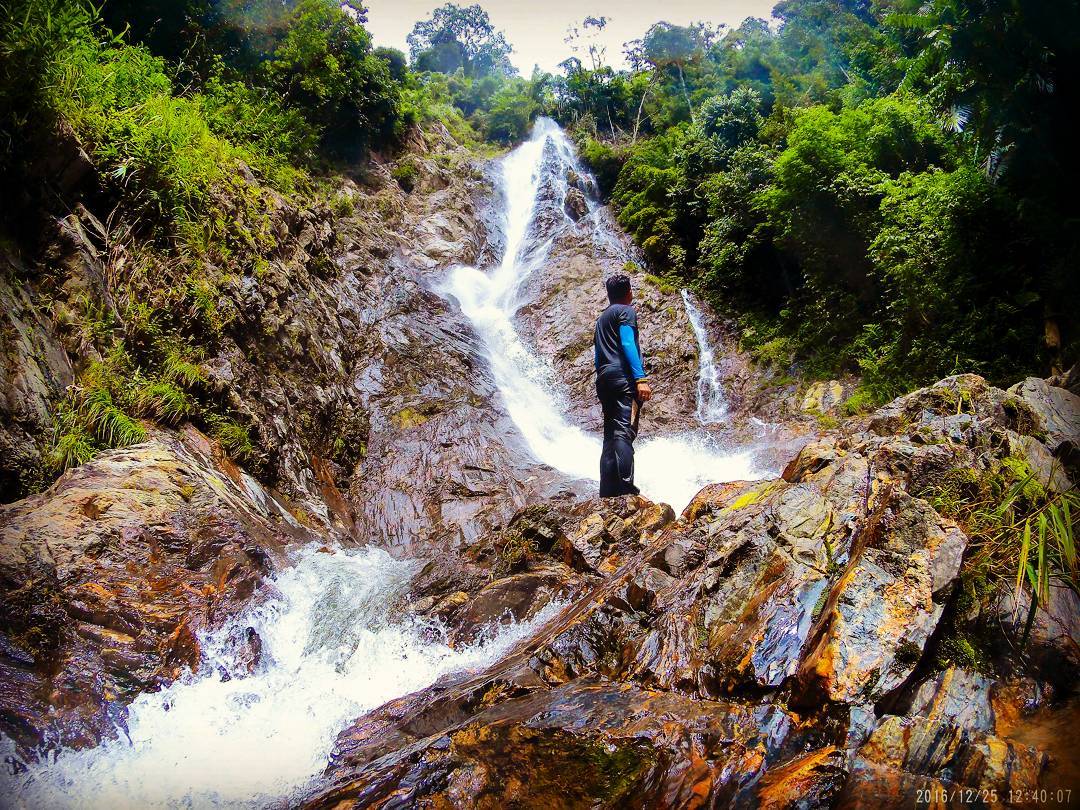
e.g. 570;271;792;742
0;430;315;752
795;488;967;705
756;746;846;810
303;681;798;810
838;714;1047;809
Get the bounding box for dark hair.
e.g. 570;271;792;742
605;273;631;303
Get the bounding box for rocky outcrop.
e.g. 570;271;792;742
0;427;314;753
0;123;586;558
298;373;1076;807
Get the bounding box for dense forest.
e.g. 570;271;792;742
1;0;1077;473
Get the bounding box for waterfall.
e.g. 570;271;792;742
441;118;759;511
2;118;763;809
1;546;563;808
681;290;728;424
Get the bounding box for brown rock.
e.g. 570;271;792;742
0;431;313;751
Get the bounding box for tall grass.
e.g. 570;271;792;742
6;0;305;256
927;459;1079;645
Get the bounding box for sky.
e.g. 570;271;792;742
362;0;779;75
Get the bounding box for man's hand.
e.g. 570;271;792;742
636;380;653;402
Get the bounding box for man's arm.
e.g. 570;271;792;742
618;324;652;401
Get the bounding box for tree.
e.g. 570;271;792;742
407;3;513;77
263;0;400;156
629;22;717;123
564;15;609;71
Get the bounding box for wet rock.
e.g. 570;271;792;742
563;187;588;221
449;562;580;645
0;270;75;501
838;714;1047;808
801;380;845;414
219;626;264;679
303;681;799;809
991;582;1080;685
756;746;847;810
902;667;996;733
796;488;967;705
1008;377;1080;458
0;431;313;752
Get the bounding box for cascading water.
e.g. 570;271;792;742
681;290;728;424
1;545;563;808
442;118;760;511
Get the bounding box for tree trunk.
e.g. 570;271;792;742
677;63;694;123
632;87;649;144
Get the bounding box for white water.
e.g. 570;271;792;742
681;290;728;424
1;545;563;809
442;118;758;512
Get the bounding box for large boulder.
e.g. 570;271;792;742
0;428;314;752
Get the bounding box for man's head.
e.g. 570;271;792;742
605;273;632;305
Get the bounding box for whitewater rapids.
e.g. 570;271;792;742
0;546;563;808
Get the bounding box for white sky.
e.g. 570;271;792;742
362;0;779;75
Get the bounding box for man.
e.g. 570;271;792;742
594;273;652;497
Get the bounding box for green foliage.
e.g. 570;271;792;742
209;416;255;461
262;0;401;157
199;72;313;181
47;400;98;471
391;158;420;192
577;136;623;196
132;377;192;425
558;0;1076;389
924;456;1079;645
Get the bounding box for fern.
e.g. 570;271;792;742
132;377;191;424
161;345;206;387
47;400;98;471
82;385;146;446
211;418;255;460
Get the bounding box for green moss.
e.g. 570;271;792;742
933;633;993;674
894;639;924;667
842;386;879;415
641;273;676;295
1000;456;1046;503
393;407;429;429
726;482;775;511
816;411;841;430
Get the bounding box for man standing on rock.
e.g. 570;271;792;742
594;273;652;497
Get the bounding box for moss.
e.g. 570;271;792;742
393;407;429;429
1000;455;1046;503
641;273;676;295
933;633;993;675
726;482;774;511
816;411;841;430
557;331;594;363
842;386;879;415
894;639;924;667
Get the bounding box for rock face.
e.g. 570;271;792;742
0;124;584;559
0;427;314;752
298;374;1076;808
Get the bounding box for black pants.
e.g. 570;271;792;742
597;366;640;497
